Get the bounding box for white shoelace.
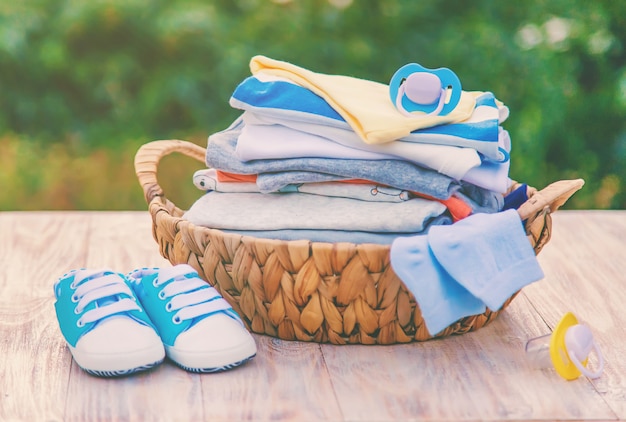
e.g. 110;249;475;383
71;271;141;327
154;270;234;324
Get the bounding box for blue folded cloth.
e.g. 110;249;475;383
230;75;508;163
428;209;544;311
390;209;544;335
503;183;529;211
390;235;487;335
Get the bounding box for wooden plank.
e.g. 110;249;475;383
198;336;344;421
321;292;616;421
0;298;73;422
0;211;90;299
63;363;205;422
528;210;626;420
81;211;170;270
0;212;90;421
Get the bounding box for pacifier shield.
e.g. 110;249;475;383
549;312;605;380
549;312;582;380
389;63;462;117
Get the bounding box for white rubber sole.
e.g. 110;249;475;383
165;339;257;373
69;342;165;377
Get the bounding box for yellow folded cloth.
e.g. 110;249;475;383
250;55;481;145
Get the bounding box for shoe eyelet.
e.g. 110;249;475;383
76;319;85;328
70;281;78;289
172;315;182;324
152;278;159;287
158;291;166;300
74;307;82;315
165;302;173;312
71;294;79;303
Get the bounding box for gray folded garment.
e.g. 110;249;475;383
208;216;453;245
183;191;448;235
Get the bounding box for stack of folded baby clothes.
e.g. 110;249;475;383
183;55;521;245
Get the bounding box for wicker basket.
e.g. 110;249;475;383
134;139;584;345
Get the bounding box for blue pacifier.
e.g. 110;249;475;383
389;63;462;118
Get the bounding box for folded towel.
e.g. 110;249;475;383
459;128;512;193
390;235;487;335
240;112;483;182
248;55;482;144
230;74;508;162
193;169;411;203
206;117;460;200
427;209;544;310
236;120;388;161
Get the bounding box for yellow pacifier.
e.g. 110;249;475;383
524;312;604;380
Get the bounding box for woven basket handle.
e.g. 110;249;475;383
134;140;206;204
516;178;584;253
517;178;585;221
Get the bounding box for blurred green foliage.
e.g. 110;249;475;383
1;0;625;210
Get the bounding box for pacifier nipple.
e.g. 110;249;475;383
403;72;442;105
564;323;604;379
565;324;594;359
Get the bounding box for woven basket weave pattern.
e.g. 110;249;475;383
135;140;581;345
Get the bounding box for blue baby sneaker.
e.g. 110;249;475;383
127;264;257;373
54;269;165;377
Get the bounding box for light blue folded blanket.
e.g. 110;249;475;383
390;209;544;335
427;209;544;311
230;75;508;163
183;191;447;234
205;217;453;245
391;235;487;335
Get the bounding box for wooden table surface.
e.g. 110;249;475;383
1;210;624;422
